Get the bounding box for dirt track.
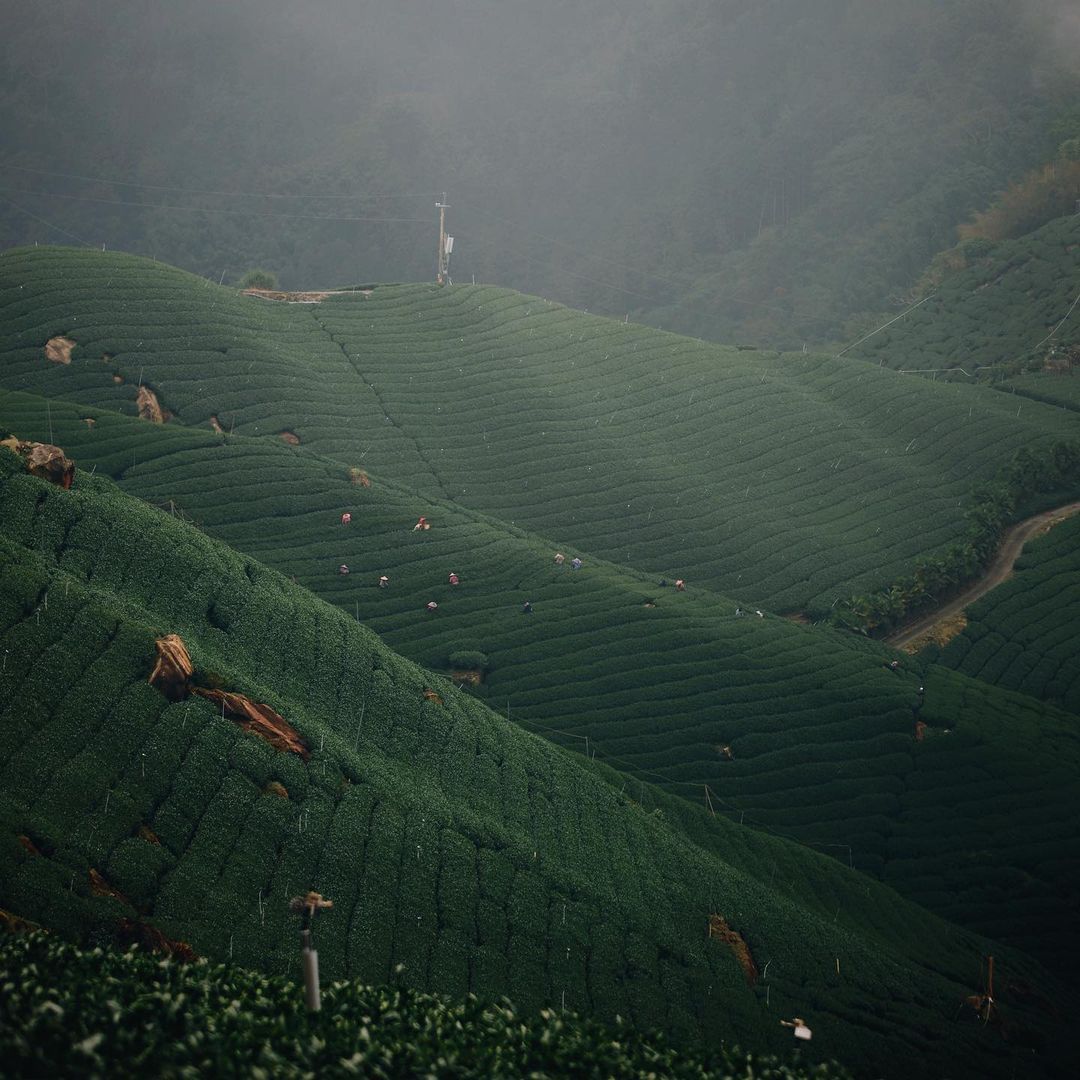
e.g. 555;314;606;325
885;500;1080;651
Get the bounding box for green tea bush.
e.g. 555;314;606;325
3;246;1076;617
0;931;859;1079
2;256;1079;1073
939;513;1080;715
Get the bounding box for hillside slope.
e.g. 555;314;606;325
1;446;1069;1078
853;213;1080;373
2;389;1079;981
2;247;1078;616
936;513;1080;716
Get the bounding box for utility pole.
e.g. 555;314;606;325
436;194;449;285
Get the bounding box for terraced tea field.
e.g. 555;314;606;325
3;446;1061;1079
3;389;1079;978
1003;373;1080;413
4;246;1080;1075
937;512;1080;716
853;213;1080;373
2;246;1077;615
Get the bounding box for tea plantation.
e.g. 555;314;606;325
3;448;1068;1078
3;389;1079;985
0;931;853;1080
1002;374;1080;413
852;212;1080;373
936;513;1080;716
2;245;1078;615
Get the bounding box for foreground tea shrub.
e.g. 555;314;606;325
0;932;849;1080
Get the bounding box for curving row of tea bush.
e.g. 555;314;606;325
2;390;1079;986
853;213;1080;373
883;667;1080;967
1001;373;1080;413
3;447;1055;1078
2;246;1076;615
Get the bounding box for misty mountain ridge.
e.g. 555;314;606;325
2;3;1080;1076
2;1;1079;349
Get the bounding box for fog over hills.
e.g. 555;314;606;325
2;1;1078;346
2;4;1080;1077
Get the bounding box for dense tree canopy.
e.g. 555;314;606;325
1;0;1077;346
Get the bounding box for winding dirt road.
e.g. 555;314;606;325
885;500;1080;651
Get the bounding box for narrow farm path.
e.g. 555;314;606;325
886;499;1080;650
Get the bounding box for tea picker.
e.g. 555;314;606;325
289;891;333;1011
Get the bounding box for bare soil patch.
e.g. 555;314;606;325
136;386;169;423
899;613;968;655
44;336;75;364
243;288;332;304
707;914;757;985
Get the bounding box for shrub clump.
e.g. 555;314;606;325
238;268;278;290
448;649;490;672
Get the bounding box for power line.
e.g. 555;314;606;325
0;186;431;224
833;292;938;359
1030;281;1080;354
0;162;444;201
0;194;94;246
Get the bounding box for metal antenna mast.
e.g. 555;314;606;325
434;194;447;285
436;194;452;285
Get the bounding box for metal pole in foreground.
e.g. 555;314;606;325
301;927;320;1011
290;891;334;1012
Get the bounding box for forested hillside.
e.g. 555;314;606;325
2;1;1078;347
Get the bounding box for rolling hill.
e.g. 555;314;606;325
935;512;1080;716
3;245;1080;1075
1;444;1067;1079
2;246;1078;617
2;384;1079;982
